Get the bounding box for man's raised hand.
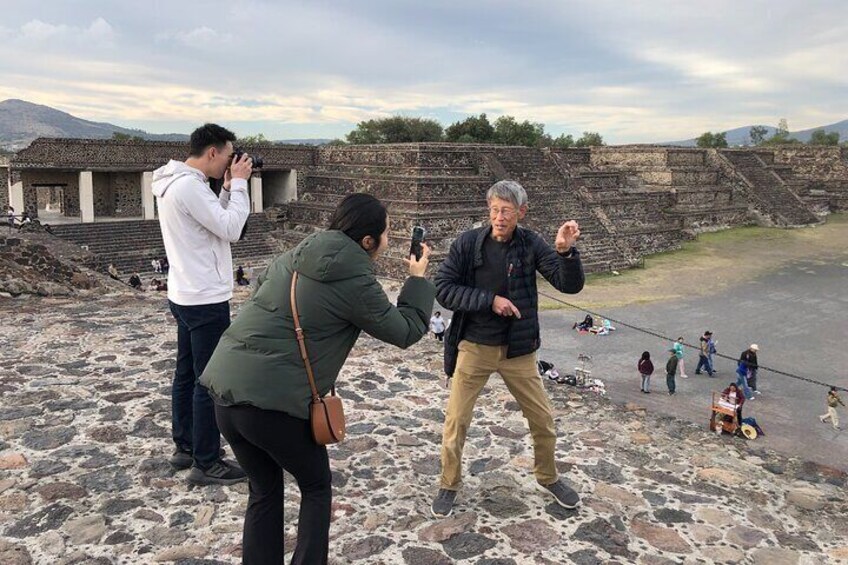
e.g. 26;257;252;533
556;220;580;253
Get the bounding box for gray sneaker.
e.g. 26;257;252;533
169;448;193;471
539;479;581;509
187;460;247;486
431;488;457;518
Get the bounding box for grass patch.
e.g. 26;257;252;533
538;213;848;310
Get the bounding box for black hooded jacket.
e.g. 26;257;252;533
435;225;584;377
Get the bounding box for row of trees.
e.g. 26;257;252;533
697;119;843;148
337;114;604;148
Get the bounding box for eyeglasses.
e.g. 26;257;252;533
489;207;517;218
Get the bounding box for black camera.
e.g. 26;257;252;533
232;148;264;169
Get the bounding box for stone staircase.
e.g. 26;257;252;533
489;148;634;272
721;151;820;226
51;214;281;278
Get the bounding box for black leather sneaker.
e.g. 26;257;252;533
187;460;247;486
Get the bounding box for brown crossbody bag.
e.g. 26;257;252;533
290;271;346;445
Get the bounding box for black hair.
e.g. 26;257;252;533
640;351;650;361
435;311;441;316
189;123;236;157
328;193;387;249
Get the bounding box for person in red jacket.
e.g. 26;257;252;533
638;351;654;393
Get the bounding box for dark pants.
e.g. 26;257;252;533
695;354;713;376
747;368;758;391
169;300;230;469
215;404;332;565
666;372;676;394
434;331;445;342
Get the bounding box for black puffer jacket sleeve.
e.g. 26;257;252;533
435;235;494;312
533;234;585;294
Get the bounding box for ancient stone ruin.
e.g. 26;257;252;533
5;139;848;278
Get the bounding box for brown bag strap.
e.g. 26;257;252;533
290;271;334;404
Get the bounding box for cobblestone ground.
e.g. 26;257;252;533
1;290;847;564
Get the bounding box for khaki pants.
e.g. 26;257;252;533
440;340;558;490
820;406;840;429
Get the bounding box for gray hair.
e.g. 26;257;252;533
486;180;528;208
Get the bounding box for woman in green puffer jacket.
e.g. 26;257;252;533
201;193;435;565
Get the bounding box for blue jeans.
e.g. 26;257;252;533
169;300;230;469
736;372;753;400
696;354;713;376
666;373;676;394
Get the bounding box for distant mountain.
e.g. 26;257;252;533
663;119;848;147
0;99;188;150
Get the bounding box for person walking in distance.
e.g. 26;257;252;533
672;336;688;378
740;344;760;395
430;311;447;341
820;387;845;430
695;331;715;377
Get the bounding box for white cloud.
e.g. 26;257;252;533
20;19;69;41
16;17;116;45
174;26;233;49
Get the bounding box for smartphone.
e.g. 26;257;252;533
410;226;426;260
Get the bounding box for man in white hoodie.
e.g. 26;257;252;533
152;123;252;485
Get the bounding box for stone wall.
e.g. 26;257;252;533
93;172;142;217
21;171;80;219
0;166;9;211
12;138;317;171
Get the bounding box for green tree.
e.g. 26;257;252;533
445;113;495;143
695;131;728;148
762;118;801;146
749;125;768;146
549;134;575;148
346;116;443;144
239;133;269;144
324;139;347;146
574;131;605;147
808;129;840;146
492;116;546;146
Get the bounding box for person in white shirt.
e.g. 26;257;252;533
152;123;253;486
430;311;447;341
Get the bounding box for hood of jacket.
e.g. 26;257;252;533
291;230;373;282
151;160;206;197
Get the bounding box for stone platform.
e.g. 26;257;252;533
0;290;846;563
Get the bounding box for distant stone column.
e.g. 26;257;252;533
141;172;155;220
282;169;297;202
9;180;24;215
79;171;94;223
250;173;263;213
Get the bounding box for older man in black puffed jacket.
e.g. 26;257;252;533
430;179;585;518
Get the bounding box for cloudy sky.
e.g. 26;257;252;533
1;0;846;142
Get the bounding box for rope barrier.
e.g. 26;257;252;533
538;290;843;391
